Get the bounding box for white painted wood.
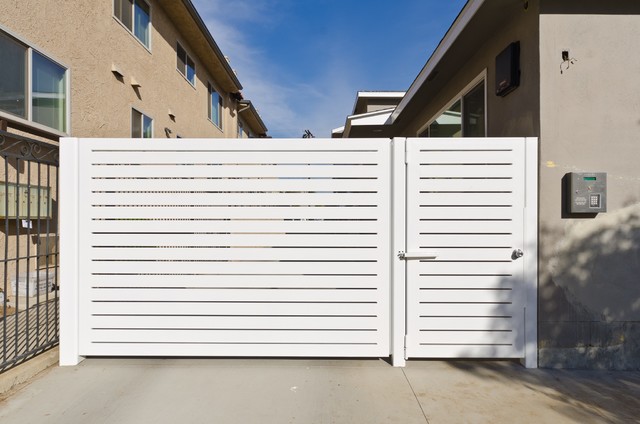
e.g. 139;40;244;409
59;137;84;366
74;138;391;359
404;138;530;360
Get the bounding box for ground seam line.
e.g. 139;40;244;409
401;368;430;424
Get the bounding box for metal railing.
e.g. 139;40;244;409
0;130;59;373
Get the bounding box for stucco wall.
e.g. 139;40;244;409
399;3;540;138
0;0;242;140
538;12;640;369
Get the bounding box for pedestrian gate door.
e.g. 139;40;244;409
402;139;532;360
61;137;537;367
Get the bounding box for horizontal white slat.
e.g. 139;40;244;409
417;192;515;206
415;165;514;179
89;150;383;165
416;303;516;317
418;316;514;331
406;344;522;359
406;275;516;290
417;178;514;193
415;330;517;345
407;138;522;151
89;177;380;193
89;315;380;330
413;262;515;275
89;219;381;234
80;343;387;358
89;301;381;316
89;233;380;247
88;261;383;276
89;206;382;220
418;289;513;303
413;207;514;220
90;192;381;207
85;138;387;152
416;220;513;234
414;150;515;165
88;273;383;288
90;247;379;261
414;234;513;248
87;329;380;344
90;288;380;302
88;164;383;179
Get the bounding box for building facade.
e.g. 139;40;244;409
334;0;640;370
0;0;268;141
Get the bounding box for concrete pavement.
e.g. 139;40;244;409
0;358;639;424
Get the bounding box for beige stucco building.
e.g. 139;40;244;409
0;0;268;141
334;0;640;370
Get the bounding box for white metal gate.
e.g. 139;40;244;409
61;137;537;367
399;138;537;362
62;139;391;360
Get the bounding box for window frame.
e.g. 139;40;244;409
418;70;487;138
207;82;223;130
113;0;152;52
0;24;70;136
131;107;153;138
176;41;196;87
237;119;244;138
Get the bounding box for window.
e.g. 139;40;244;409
114;0;150;48
208;83;223;129
420;77;485;138
0;30;68;133
237;120;244;138
131;108;152;138
176;43;196;85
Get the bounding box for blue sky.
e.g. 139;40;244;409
191;0;468;138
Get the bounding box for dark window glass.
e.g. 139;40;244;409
0;32;27;118
133;0;150;47
114;0;133;31
429;100;461;138
463;81;485;137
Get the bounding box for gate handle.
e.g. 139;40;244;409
398;251;437;260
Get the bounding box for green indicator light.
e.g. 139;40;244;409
583;177;597;181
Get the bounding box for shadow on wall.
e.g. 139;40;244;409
539;202;640;370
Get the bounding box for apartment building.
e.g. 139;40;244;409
0;0;268;141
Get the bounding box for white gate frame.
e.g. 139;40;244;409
390;138;538;368
60;137;537;368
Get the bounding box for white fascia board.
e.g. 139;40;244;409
349;109;394;127
390;0;485;124
332;126;345;134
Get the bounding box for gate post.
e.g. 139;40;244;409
391;138;407;367
60;138;84;366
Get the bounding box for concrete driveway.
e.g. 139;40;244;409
0;358;639;424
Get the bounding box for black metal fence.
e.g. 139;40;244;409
0;130;59;373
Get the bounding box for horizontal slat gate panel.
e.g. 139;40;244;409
77;139;391;358
405;139;525;359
